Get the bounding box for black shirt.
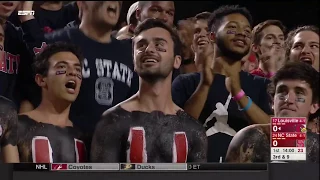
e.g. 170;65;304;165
8;2;78;32
172;71;272;162
0;21;32;104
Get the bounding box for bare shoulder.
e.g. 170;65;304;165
226;124;270;162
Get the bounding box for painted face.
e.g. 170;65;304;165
215;13;252;61
289;31;319;72
43;52;82;102
273;79;318;117
133;27;180;82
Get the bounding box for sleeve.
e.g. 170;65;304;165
21;19;71;56
258;78;273;115
90;110;125;162
172;75;190;108
63;1;79;24
15;28;40;106
0;98;18;147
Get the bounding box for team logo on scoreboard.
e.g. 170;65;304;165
300;125;307;133
120;164;135;170
51;164;67;171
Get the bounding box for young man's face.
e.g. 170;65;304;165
137;1;175;27
133;27;180;82
289;31;319;72
273;79;318;117
41;52;82;103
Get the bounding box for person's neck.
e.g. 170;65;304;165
258;62;269;74
40;2;63;11
35;95;71;125
216;50;242;75
79;19;113;43
137;76;176;114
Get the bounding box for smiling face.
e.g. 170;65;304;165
37;52;83;103
133;27;180;82
215;13;252;61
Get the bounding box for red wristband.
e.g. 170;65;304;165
232;90;245;101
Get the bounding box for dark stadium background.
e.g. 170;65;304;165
118;0;319;31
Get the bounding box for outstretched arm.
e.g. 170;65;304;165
225;125;270;163
0;97;19;163
90;109;124;162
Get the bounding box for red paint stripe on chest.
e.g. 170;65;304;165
32;136;53;163
75;139;86;162
173;132;188;163
127;127;147;163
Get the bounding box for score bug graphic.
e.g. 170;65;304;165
270;117;307;161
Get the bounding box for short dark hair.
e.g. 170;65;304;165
33;42;84;77
285;25;319;60
195;12;211;21
252;20;286;45
252;20;286;59
208;5;253;33
268;61;319;104
133;18;182;56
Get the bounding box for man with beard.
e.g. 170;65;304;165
250;20;286;78
91;19;207;163
226;62;319;163
172;5;272;162
17;1;138;139
17;42;87;163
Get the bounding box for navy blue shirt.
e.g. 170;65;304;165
20;19;139;135
172;71;272;162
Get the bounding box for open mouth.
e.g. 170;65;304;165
142;56;159;64
233;39;246;47
197;40;209;46
143;59;158;64
300;57;313;65
0;45;3;51
65;80;76;93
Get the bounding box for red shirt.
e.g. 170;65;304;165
250;68;274;78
